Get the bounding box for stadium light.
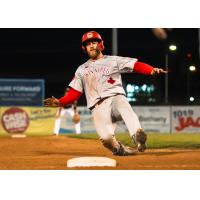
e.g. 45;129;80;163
189;65;196;72
126;84;134;92
189;96;194;102
165;44;177;104
169;44;177;51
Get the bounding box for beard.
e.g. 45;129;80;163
87;48;100;59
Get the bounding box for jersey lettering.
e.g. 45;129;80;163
69;55;137;108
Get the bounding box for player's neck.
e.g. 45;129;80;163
89;52;104;61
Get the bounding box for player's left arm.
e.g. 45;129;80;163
133;61;168;75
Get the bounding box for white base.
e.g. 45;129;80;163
11;134;27;138
67;157;117;168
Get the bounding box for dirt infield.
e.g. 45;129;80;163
0;135;200;170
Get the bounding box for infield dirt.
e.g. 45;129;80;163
0;135;200;170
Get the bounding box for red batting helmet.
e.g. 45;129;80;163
81;31;105;52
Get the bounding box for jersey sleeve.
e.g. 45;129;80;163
116;56;138;73
69;69;84;93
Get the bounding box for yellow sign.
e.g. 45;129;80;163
0;106;58;135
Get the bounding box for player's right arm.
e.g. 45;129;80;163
43;69;83;107
43;88;82;107
59;88;82;107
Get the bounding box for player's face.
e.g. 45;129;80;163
85;41;100;59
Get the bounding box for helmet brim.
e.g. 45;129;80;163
82;38;102;46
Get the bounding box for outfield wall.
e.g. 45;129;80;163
61;106;200;134
0;106;200;135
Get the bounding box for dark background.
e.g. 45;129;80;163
0;28;199;105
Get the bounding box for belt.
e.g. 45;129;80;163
89;94;124;111
89;96;110;111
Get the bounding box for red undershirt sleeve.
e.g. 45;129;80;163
58;87;82;107
133;61;154;75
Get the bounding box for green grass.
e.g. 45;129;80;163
1;132;200;149
68;133;200;149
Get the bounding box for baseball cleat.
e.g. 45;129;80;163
133;129;147;152
113;142;135;156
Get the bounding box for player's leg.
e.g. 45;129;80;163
112;95;141;134
91;98;115;139
75;122;81;134
112;95;147;152
54;109;66;135
54;118;61;135
112;122;117;132
92;97;135;156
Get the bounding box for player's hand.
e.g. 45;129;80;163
151;68;168;75
43;96;61;107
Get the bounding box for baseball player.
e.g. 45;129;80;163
54;88;81;135
44;31;167;156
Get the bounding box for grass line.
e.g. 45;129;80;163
68;133;200;149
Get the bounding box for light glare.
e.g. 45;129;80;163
189;65;196;71
169;45;177;51
189;97;194;102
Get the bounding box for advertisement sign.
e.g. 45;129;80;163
0;106;57;135
0;79;44;106
78;106;96;133
133;106;170;133
59;106;171;134
3;106;197;135
171;106;200;133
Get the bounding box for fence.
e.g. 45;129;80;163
0;106;200;135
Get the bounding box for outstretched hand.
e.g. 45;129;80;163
151;68;168;75
43;96;61;107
